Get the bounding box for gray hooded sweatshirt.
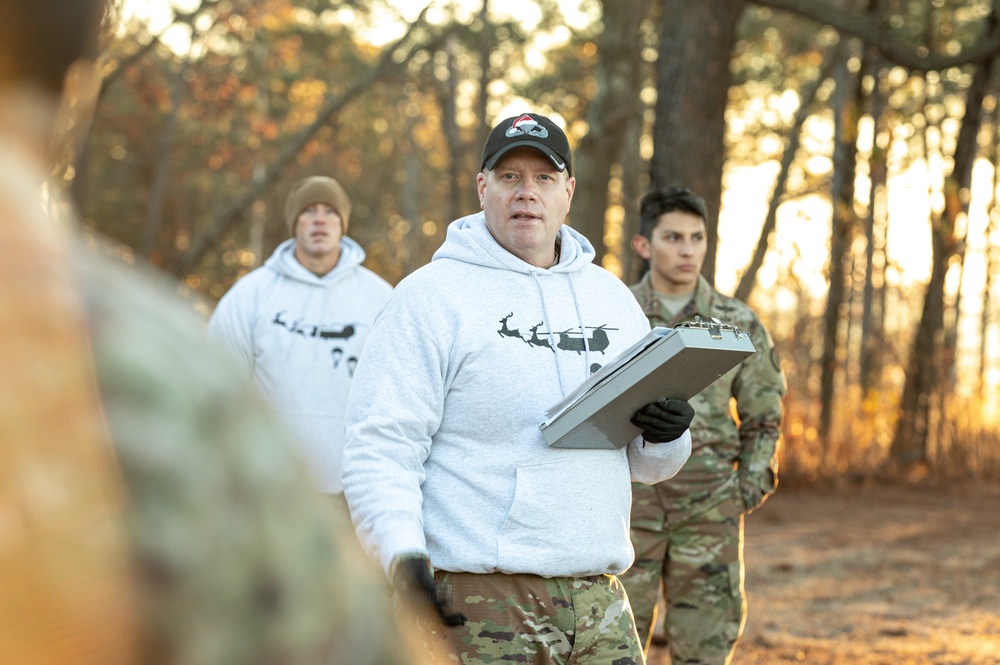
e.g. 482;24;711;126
342;212;691;576
208;236;391;493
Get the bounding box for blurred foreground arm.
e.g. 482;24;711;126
0;136;136;663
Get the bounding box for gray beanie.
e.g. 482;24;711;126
284;176;351;235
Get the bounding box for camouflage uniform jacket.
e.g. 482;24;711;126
629;272;786;525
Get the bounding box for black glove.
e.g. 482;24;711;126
391;555;467;627
630;398;694;443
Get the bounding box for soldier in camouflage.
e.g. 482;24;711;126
0;1;428;662
619;187;786;665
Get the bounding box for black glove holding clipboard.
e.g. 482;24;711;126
631;398;694;443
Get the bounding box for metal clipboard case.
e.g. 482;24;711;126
540;319;756;450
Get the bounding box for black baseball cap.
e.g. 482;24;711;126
481;113;572;175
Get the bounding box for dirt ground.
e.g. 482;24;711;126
646;481;1000;665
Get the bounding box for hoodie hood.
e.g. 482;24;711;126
264;236;366;286
432;211;595;274
431;211;601;399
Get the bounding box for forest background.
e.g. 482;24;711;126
69;0;1000;483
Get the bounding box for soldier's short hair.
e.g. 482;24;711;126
638;186;708;239
0;0;112;94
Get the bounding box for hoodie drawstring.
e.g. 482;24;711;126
568;277;592;375
530;270;592;397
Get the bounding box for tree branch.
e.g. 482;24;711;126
102;0;214;88
734;48;838;302
176;6;441;275
753;0;1000;71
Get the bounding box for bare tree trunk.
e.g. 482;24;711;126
249;162;266;269
890;11;995;467
734;51;836;302
401;114;422;277
937;6;973;406
135;1;223;260
438;34;463;224
620;108;647;285
571;0;647;263
819;40;860;449
474;0;492;165
844;35;878;392
650;0;746;285
981;113;1000;394
859;63;888;396
141;58;187;260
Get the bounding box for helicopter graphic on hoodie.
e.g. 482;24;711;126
497;311;618;355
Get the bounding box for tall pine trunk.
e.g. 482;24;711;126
571;0;647;266
890;29;994;468
819;41;860;448
859;58;888;397
650;0;745;285
735;51;836;303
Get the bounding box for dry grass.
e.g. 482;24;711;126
776;390;1000;484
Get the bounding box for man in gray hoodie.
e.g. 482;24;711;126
209;176;392;506
343;113;695;664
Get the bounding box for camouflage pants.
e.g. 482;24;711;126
619;494;746;665
419;571;646;664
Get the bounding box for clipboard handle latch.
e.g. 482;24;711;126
677;316;743;340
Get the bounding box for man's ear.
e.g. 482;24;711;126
631;234;652;260
476;171;487;210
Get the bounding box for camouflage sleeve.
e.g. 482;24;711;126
733;314;786;512
1;186;134;662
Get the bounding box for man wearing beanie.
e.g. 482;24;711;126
209;175;392;507
342;113;694;664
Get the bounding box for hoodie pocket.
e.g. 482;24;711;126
496;456;632;575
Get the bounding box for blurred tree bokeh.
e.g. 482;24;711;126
78;0;1000;482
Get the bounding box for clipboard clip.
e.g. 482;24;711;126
676;316;743;340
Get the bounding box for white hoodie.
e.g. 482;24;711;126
342;212;691;576
208;236;391;493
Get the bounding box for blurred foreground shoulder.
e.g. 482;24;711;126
74;245;429;665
